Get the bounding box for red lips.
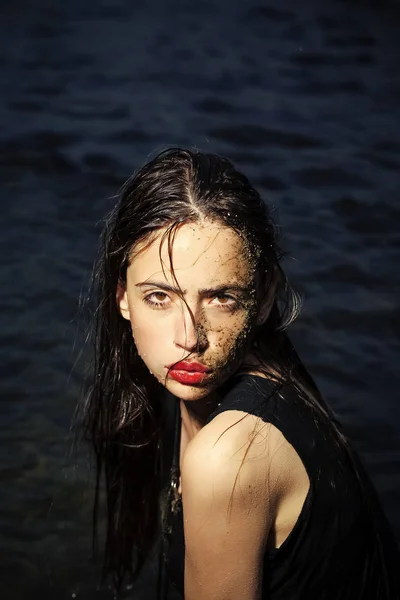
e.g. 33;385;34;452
167;361;210;385
170;361;209;373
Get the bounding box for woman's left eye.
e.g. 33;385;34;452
211;295;238;310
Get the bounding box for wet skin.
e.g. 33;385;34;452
117;219;259;413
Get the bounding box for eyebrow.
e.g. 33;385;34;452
135;280;251;296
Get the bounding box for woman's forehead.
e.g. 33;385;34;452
128;221;255;285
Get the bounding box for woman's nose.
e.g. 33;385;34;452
174;306;207;352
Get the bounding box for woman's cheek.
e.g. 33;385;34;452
226;312;254;352
215;318;247;353
131;311;173;360
133;320;161;345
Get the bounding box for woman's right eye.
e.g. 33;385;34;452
143;292;170;308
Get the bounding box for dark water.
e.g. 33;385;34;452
1;0;399;598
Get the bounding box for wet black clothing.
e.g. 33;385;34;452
166;375;400;599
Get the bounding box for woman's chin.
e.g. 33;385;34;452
164;378;214;401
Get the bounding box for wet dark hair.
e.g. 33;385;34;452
78;148;357;592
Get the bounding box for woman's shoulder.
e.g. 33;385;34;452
197;405;287;459
181;403;302;508
197;373;330;489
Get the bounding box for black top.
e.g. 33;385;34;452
166;375;400;599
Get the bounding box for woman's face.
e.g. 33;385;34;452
118;220;259;401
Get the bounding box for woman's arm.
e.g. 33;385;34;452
181;411;281;600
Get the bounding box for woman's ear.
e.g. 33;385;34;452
116;280;130;320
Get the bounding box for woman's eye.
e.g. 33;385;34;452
211;295;238;310
143;292;170;308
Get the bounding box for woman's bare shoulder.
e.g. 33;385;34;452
181;408;297;504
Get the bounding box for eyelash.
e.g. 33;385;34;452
143;292;170;309
143;292;239;311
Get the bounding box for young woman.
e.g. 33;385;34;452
81;148;400;599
